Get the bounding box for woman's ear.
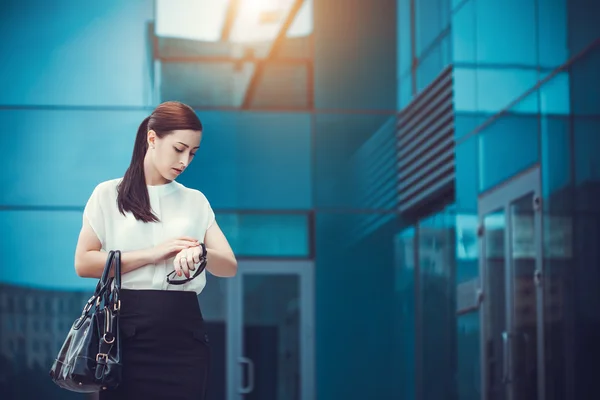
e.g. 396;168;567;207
147;130;156;149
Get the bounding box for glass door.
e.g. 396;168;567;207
227;260;315;400
478;168;545;400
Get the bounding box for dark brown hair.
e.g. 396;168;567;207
117;101;203;222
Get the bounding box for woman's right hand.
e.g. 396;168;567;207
149;236;199;263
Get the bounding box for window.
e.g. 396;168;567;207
156;0;313;43
217;212;310;257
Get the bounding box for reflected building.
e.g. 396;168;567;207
0;284;92;399
0;284;90;371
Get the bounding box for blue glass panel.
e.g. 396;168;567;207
573;117;600;186
570;45;600;116
347;117;396;239
539;72;571;115
456;214;479;282
455;112;487;140
453;67;478;113
313;0;397;111
393;226;416;400
541;116;571;198
315;211;397;398
399;71;413;109
451;0;476;64
478;110;540;191
216;213;309;257
0;0;153;106
455;135;480;211
398;0;413;77
416;32;451;93
314;113;392;209
476;68;539;114
456;312;481;400
419;209;456;400
0;109;145;206
415;0;450;58
185;111;312;210
476;0;537;66
537;0;568;68
571;47;600;210
567;0;600;56
452;0;467;10
0;210;95;291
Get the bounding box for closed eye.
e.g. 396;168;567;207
174;147;184;153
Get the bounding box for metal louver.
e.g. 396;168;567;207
397;66;455;213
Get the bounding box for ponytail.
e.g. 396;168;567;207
117;116;159;222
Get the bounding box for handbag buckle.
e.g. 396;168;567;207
96;353;108;362
103;333;115;344
113;300;121;311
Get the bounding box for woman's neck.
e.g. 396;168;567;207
143;152;169;186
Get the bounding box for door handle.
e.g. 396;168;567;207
238;356;255;394
534;269;542;287
502;332;511;384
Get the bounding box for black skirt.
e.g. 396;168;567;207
99;289;210;400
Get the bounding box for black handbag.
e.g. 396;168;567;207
49;250;123;393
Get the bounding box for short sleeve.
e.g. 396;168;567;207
84;185;106;246
205;198;216;230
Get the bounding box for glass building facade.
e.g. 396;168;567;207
393;0;600;399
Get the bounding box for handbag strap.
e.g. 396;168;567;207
96;250;122;374
92;250;115;298
99;250;116;286
75;251;116;328
101;250;121;311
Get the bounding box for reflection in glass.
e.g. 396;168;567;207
415;0;450;58
536;0;568;68
482;209;506;400
0;285;92;400
475;0;537;66
393;227;416;400
416;33;451;92
476;69;538;114
539;72;571;115
452;0;476;63
478;112;539;192
398;0;412;77
509;194;538;400
457;312;481;400
217;213;310;257
541;115;571;198
198;274;228;400
455;132;480;213
562;56;600;392
242;274;300;400
419;211;456;400
542;211;571;400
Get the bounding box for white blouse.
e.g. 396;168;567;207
84;178;215;294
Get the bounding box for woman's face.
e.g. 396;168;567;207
148;129;202;181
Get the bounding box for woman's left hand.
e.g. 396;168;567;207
173;245;204;278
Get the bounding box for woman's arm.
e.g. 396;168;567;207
204;221;237;277
74;215;156;278
74;215;198;278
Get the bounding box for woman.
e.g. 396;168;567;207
74;101;237;399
